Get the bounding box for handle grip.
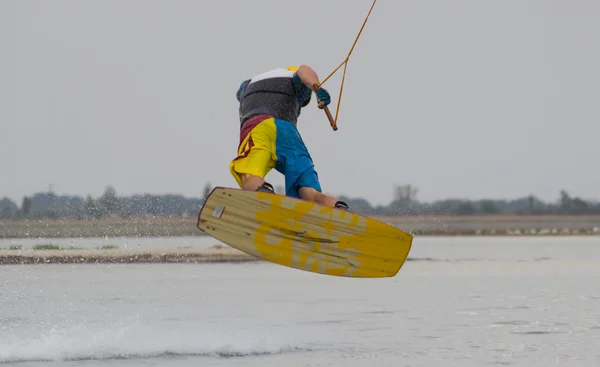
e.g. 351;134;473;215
313;83;338;131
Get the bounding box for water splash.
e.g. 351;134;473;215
0;316;309;364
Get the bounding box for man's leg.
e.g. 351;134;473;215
229;118;278;193
298;186;348;209
294;171;350;210
238;173;274;193
272;118;351;210
231;148;276;194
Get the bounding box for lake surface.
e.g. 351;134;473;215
1;236;599;366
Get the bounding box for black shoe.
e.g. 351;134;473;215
256;182;275;193
334;200;351;211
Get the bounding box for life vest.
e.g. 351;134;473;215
237;67;310;127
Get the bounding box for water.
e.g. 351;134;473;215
2;234;600;256
1;236;599;366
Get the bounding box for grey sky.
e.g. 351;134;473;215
2;0;599;206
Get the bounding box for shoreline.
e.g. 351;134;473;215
1;231;599;265
0;247;259;265
1;215;599;239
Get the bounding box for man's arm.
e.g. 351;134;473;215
294;64;331;108
295;64;322;91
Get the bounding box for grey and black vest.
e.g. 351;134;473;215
237;68;304;127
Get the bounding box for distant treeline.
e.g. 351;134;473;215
0;185;205;220
0;184;598;220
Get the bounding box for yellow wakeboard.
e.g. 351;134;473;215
196;187;413;278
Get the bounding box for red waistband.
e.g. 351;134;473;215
239;115;272;144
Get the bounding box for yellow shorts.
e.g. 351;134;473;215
229;116;277;188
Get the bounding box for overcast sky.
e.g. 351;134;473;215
1;0;599;206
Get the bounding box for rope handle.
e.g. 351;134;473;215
312;83;337;131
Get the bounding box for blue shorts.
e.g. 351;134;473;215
272;118;322;198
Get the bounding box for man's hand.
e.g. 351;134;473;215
315;88;331;107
